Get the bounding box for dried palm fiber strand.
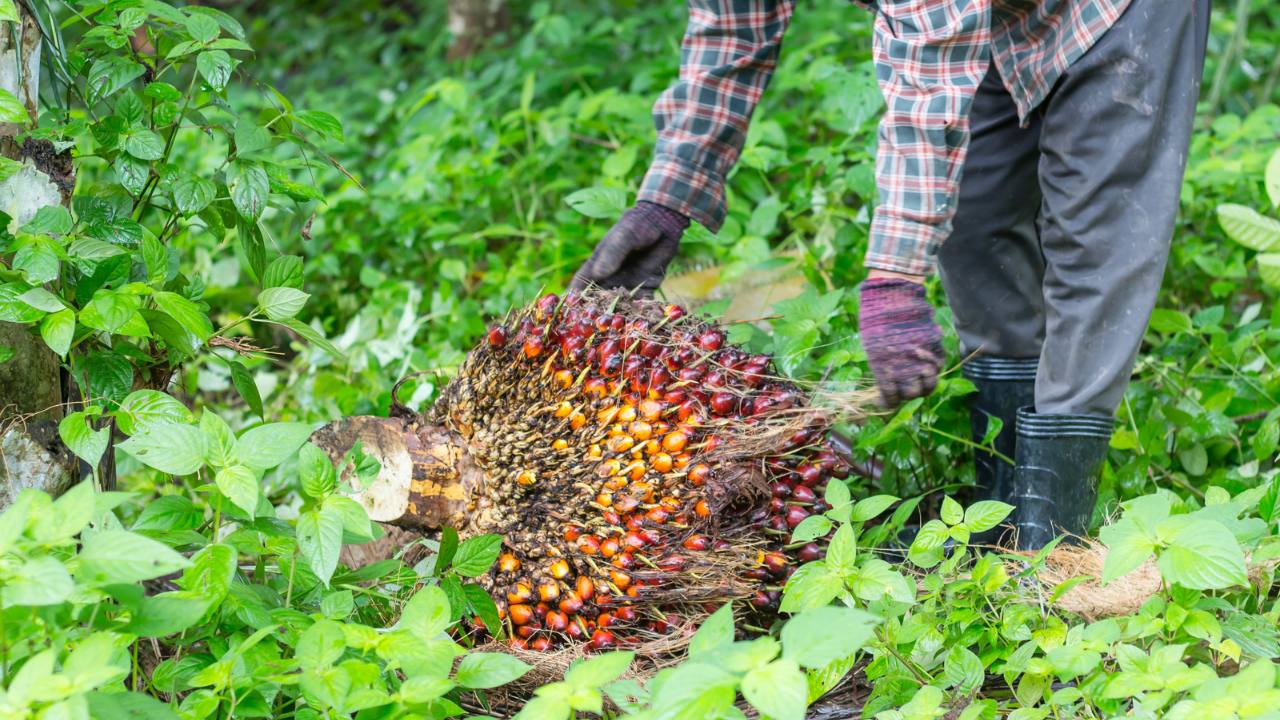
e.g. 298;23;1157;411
313;289;878;655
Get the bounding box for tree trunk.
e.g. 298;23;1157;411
1;6;78;509
446;0;509;61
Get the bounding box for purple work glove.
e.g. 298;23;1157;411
570;201;690;294
859;278;945;408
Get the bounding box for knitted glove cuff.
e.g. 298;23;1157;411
634;201;691;238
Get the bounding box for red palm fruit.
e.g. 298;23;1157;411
664;305;685;320
615;495;641;513
507;583;534;604
688;464;711;486
614;606;637;622
612;553;635;570
651;453;674;473
750;591;775;609
534;603;550;619
762;552;788;576
563;525;581;542
536;293;559;316
600;353;623;377
658;554;686;571
770;497;786;513
630;420;653;440
610;315;625;331
768;515;789;533
639;399;663;421
588;629;617;651
785;506;810;528
498;553;521;573
710;392;736;415
646;506;670;524
510;638;529;650
530;636;553;652
797;464;822;486
798;543;824;562
559;595;583;615
584;378;608;398
662;431;688;453
625;514;644;531
744;567;770;581
791;485;817;504
509;604;534;626
639;339;662;358
522;337;543;359
538;583;561;603
600;537;621;558
640;527;661;545
623;531;647;550
578;535;601;555
597;612;615;628
488;325;508;347
610;570;632;590
545;611;569;632
576;576;595;602
683;534;710;551
772;482;792;498
566;620;585;640
603;509;622;526
698;330;724;351
549;559;571;580
695;499;711;517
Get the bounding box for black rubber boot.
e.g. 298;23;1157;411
964;357;1038;504
1010;408;1112;550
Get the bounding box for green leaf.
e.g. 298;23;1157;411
39;309;75;356
964;500;1015;533
77;530;190;585
76;351;135;408
196;50;233;91
826;523;857;575
0;87;29;123
184;12;220;43
257;286;309;320
173;176;217;215
263;255;304;289
22;205;73;236
1258;253;1280;288
274;317;345;358
455;653;532;689
0;282;45;323
742;658;807;720
1266;148;1280;209
1098;520;1156;584
1218;203;1280;252
295;110;344;141
116;390;193;436
0;0;17;24
565;651;635;688
153;291;212;342
86;56;146;103
781;606;878;669
941;496;964;525
944;646;985;694
297;618;346;670
779;561;843;613
1157;519;1248;590
399;676;455;704
564;186;627;219
400;585;452;638
124;129;165;160
849;558;916;604
58;412;109;466
215;464;258;516
850;494;898;522
297;505;344;586
117;420;207;475
299;442;337;498
125;592;210;636
233;421;314;471
228;161;269;219
178;543;236;600
0;556;74;607
227;359;264;420
791;514;832;544
689;603;736;657
452;534;503;577
323;495;372;540
1148;308;1194;335
132;496;202;532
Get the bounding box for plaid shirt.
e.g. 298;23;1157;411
637;0;1131;275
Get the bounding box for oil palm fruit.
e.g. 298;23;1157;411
311;290;855;651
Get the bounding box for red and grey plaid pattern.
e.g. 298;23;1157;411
639;0;1130;275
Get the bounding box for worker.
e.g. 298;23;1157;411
570;0;1210;549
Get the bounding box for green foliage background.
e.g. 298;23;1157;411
0;1;1278;718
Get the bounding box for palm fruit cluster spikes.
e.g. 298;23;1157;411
435;290;850;652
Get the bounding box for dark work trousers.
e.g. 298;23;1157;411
936;0;1210;418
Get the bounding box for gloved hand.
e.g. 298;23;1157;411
569;201;690;294
859;277;945;408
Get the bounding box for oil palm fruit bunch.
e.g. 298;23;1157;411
312;290;854;652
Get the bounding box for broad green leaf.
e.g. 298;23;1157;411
257;286;309;320
297;505;344;586
944;646;985;695
20;287;66;315
299;442;337;498
564;186;627;219
228;161;268;219
851;494;897;522
565;651;635;689
399;676;455;704
227;359;264;420
0;282;45;323
941;496;964;525
124;129;165;160
22;205;72;236
173;176;217;215
77;530;190;585
781;606;878;669
179;543;236;601
263;255;304;289
964;500;1015;533
455;653;532;689
399;585;452;638
1217;203;1280;252
452;534;503;577
86;56;146;102
1157;519;1248;590
58;412;109;466
185;13;220;43
39;309;75;356
742;658;807;720
1258;253;1280;288
779;561;843;613
125;592;211;636
0;0;17;24
0;87;29;123
235;421;315;471
215;464;258;516
1267;148;1280;209
117;420;207;475
689;603;735;656
76;351;135;408
295;109;344;141
116;390;193;436
849;558;916;604
323;495;372;540
0;557;74;607
273;317;345;358
196;50;233;91
826;523;857;575
297;619;346;670
1099;520;1156;584
790;514;832;544
152;291;212;342
132;496;202;532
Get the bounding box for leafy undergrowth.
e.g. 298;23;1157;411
1;1;1279;719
